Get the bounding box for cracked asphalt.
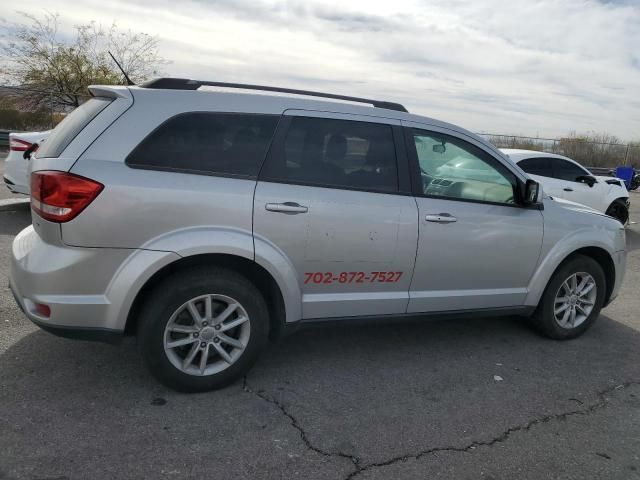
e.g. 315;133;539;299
1;158;640;479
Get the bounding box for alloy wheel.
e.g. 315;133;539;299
553;272;597;329
163;294;251;376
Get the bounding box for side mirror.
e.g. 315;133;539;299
22;142;39;160
521;179;542;206
576;175;596;187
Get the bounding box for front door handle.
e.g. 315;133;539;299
563;187;574;192
265;202;308;214
425;213;457;223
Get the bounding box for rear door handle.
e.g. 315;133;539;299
265;202;308;214
425;213;457;223
563;187;574;192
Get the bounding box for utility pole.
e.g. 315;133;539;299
49;90;54;129
624;144;630;166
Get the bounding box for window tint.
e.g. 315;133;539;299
518;157;553;177
411;130;516;204
37;97;112;158
126;113;279;177
261;117;398;193
551;159;588;182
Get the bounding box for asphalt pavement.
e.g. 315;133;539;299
1;158;639;480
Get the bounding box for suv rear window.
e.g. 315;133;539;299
261;116;398;193
518;157;553;177
37;97;113;158
126;113;279;178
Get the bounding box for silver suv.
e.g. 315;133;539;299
10;79;627;392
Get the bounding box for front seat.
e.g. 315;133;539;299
299;133;346;185
348;138;396;191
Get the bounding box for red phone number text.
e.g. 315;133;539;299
304;271;403;284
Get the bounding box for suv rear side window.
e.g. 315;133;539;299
517;157;553;177
261;116;398;193
126;113;279;178
37;97;113;158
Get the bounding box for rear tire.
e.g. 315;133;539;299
605;199;629;224
531;255;606;340
138;266;269;392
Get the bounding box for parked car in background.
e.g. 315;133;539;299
3;130;50;194
502;149;630;224
608;167;639;191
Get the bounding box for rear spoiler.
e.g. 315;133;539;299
87;85;132;100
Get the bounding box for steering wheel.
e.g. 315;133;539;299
420;168;434;191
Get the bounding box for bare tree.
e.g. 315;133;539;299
557;132;627;168
0;12;164;109
488;135;545;151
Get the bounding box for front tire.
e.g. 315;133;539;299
532;255;606;340
138;267;269;392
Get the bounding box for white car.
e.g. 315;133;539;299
2;130;50;195
502;149;630;224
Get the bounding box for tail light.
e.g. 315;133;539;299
31;171;104;223
10;138;32;152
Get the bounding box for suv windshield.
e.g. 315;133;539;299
37;97;113;158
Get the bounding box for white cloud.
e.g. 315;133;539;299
1;0;639;139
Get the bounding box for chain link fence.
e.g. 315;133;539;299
480;133;640;170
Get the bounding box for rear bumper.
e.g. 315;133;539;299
10;225;179;341
3;174;29;195
9;280;121;343
3;148;30;194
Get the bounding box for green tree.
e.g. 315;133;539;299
0;12;164;109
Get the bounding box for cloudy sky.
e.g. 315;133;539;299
1;0;639;140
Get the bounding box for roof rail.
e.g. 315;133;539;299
140;78;408;113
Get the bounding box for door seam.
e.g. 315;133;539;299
404;195;421;313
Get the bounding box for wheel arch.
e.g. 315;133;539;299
564;247;615;305
604;197;630;224
125;253;289;341
526;245;616;308
606;196;630;209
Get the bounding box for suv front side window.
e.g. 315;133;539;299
261;116;399;193
410;129;517;205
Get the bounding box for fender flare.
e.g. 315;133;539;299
524;228;617;307
253;234;303;323
108;227;302;329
